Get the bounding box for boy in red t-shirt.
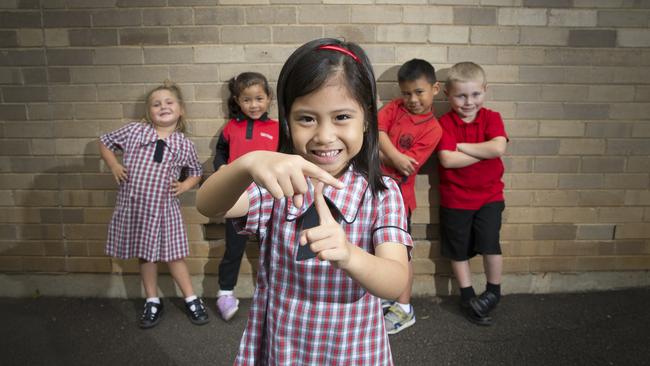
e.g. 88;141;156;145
436;62;508;326
378;59;442;334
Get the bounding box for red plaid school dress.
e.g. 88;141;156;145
100;122;203;262
234;166;413;366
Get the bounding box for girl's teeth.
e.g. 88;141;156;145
315;150;338;157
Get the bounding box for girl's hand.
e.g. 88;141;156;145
299;182;351;268
391;152;418;177
244;151;344;208
109;163;128;184
171;180;191;196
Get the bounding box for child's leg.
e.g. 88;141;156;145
218;219;249;292
139;260;164;329
483;254;503;285
167;259;195;298
168;258;210;325
140;260;159;298
474;201;505;297
451;260;473;288
469;202;505;319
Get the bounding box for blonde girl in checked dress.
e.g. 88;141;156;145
99;81;209;329
197;39;412;365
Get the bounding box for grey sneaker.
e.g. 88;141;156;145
381;299;395;315
384;303;415;335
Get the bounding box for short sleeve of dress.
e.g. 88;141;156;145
372;177;413;254
183;140;203;177
100;122;138;152
232;183;273;238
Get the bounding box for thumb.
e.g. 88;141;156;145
313;181;335;225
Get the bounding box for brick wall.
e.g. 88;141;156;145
1;0;649;296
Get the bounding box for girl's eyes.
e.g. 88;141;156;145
293;114;354;124
296;116;315;124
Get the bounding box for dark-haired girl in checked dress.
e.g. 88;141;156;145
197;39;412;365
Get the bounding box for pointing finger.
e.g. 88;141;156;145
313;181;335;225
302;161;344;189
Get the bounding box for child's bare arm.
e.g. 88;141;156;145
98;140;127;184
343;242;409;299
196;153;257;218
171;175;201;196
378;131;418;176
197;151;343;218
437;149;481;169
301;182;409;300
457;136;507;160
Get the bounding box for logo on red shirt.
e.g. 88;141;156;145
398;134;414;150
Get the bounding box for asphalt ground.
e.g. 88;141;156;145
2;288;649;366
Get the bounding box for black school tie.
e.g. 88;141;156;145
153;139;165;163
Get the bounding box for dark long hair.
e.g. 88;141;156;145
227;72;272;119
276;38;386;194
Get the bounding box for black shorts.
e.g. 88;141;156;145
439;201;505;261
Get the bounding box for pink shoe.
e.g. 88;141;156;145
216;294;239;321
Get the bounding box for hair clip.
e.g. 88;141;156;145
318;44;361;63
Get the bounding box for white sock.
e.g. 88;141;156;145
185;295;197;303
218;290;234;297
397;302;411;313
145;297;160;314
185;295;198;311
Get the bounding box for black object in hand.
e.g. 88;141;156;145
296;198;342;261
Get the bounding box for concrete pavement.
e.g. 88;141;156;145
2;288;649;366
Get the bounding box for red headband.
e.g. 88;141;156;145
318;44;361;63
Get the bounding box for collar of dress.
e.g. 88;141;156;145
285;165;368;224
140;123;183;157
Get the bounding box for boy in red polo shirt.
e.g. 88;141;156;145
436;62;508;326
378;59;442;334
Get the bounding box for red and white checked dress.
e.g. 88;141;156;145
234;166;413;366
100;122;203;262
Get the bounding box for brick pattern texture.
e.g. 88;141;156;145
1;1;649;280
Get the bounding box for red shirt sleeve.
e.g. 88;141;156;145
402;120;442;167
435;114;457;152
484;110;508;141
378;99;399;132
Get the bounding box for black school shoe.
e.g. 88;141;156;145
140;301;164;329
460;300;493;326
185;298;210;325
470;291;499;318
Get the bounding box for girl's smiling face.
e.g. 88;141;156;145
148;89;183;130
289;78;365;178
236;84;271;120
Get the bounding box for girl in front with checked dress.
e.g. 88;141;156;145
99;81;209;329
197;38;412;365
